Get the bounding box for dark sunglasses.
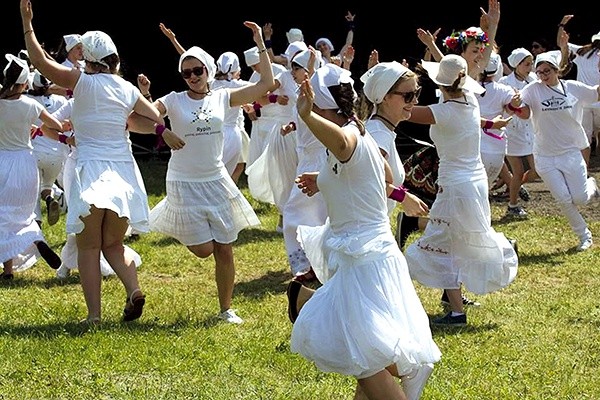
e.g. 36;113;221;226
389;86;422;103
181;66;205;79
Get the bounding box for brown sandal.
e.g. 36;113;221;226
123;289;146;322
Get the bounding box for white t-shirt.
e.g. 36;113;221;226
521;79;598;156
72;73;140;161
0;96;44;151
27;93;69;157
158;90;230;182
477;81;515;155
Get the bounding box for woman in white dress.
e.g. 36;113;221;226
288;64;440;400
404;55;518;327
21;0;184;324
133;23;273;324
1;54;64;280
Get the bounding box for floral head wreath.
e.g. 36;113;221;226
443;27;489;52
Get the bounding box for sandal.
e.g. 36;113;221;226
286;280;303;324
79;317;101;326
123;288;146;322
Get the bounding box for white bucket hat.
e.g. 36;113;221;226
3;54;30;84
507;48;532;69
63;34;82;52
360;61;411;104
81;31;117;67
421;54;485;94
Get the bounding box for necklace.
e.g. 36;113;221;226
371;114;397;131
189;88;210;96
545;81;567;97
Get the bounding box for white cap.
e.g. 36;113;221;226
315;38;334;52
286;28;304;44
534;51;560;69
484;52;501;75
32;69;50;87
3;54;30;84
592;31;600;42
284;41;308;65
360;61;411;104
421;54;485;94
310;63;354;110
244;47;260;67
291;49;323;72
507;47;532;69
179;46;216;82
63;34;82;52
81;31;117;68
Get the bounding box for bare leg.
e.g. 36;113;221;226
76;206;105;321
582;147;591;169
99;211;140;297
506;155;525;206
213;242;235;312
446;288;464;313
231;162;246;185
3;259;13;276
357;370;407;400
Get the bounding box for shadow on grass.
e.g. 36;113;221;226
235;269;292;300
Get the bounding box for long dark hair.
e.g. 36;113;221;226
328;82;365;136
0;61;27;99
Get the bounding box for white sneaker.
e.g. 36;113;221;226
576;238;593;252
401;363;434;400
218;309;244;324
588;177;600;202
56;264;70;279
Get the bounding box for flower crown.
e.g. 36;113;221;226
443;27;489;52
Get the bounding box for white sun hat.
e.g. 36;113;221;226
421;54;485;94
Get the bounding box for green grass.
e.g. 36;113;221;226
2;157;599;399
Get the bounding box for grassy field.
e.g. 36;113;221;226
1;157;599;400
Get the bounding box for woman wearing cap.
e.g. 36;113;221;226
52;34;84;71
499;47;539;218
129;22;273;325
404;54;518;327
288;63;440;400
557;15;600;163
511;34;600;252
20;0;185;324
315;11;355;69
1;53;64;280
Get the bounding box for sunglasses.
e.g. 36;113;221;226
389;86;422;103
181;66;205;79
535;68;553;76
531;43;541;49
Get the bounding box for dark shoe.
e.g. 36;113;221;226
432;312;467;327
518;186;530;202
46;196;60;226
286;280;303;324
1;272;14;280
441;290;480;307
123;289;146;322
506;205;527;218
36;241;61;269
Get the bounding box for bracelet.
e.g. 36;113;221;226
154;123;166;136
558;23;565;28
483;120;494;129
258;48;267;54
389;186;408;203
66;89;73;98
347;21;355;31
142;93;151;99
507;103;522;114
24;29;33;35
58;134;68;144
268;94;278;103
264;39;272;49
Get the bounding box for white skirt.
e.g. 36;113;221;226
405;177;518;294
150;175;260;245
66;159;150;235
291;222;441;379
0;149;44;265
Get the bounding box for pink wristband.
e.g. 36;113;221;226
253;102;262;111
155;124;166;136
58;134;68;144
268;94;278;103
483;120;494;130
66;89;73;98
389;186;408;202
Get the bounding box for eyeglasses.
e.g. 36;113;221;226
389;86;422;103
181;66;205;79
535;68;553;76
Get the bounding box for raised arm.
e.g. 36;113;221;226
417;28;443;62
159;22;186;55
296;78;356;162
20;0;79;90
230;22;275;107
479;0;500;69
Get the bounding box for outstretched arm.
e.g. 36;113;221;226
159;22;186;55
